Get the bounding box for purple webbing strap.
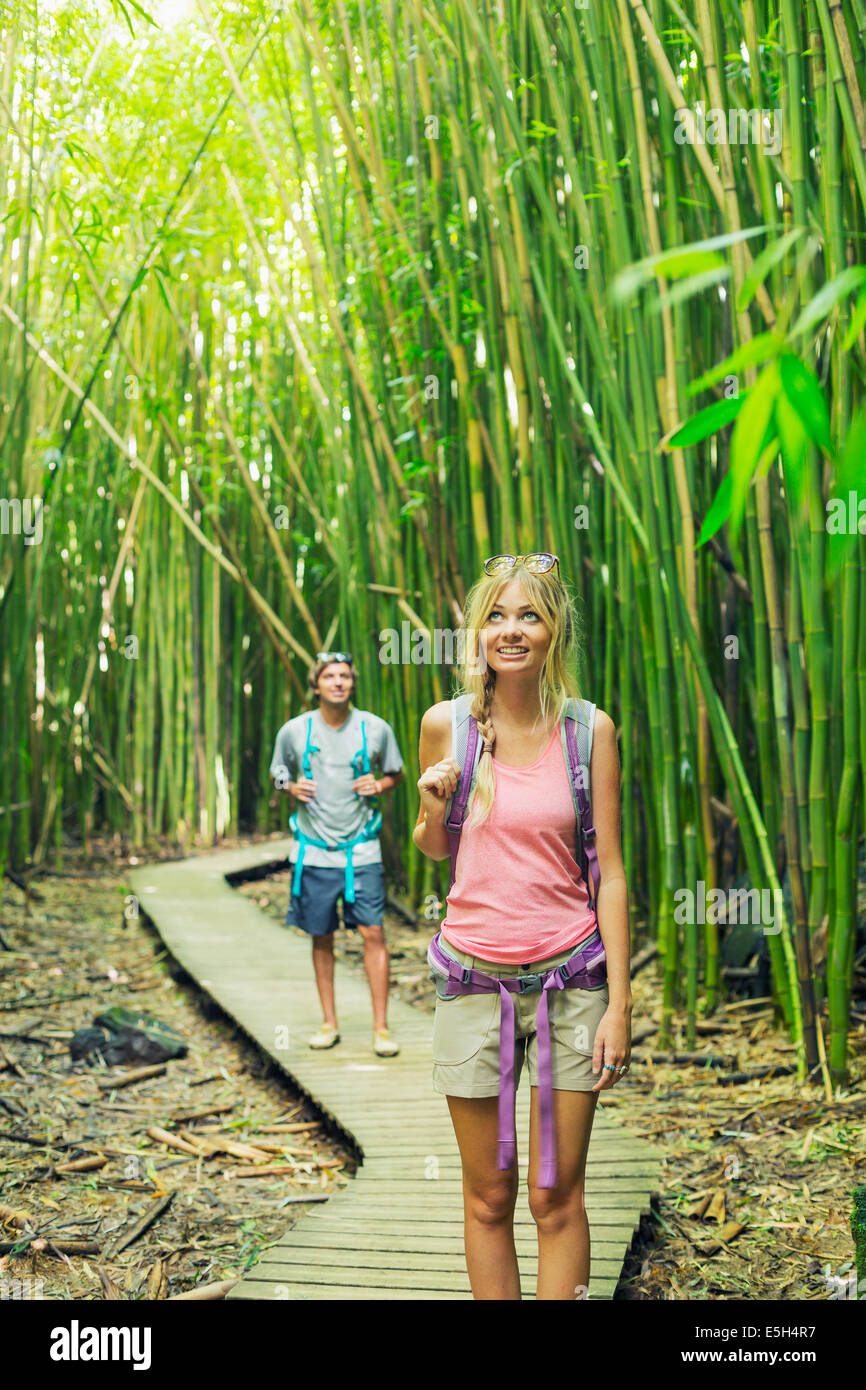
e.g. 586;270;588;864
428;930;607;1189
497;983;516;1173
445;715;478;891
564;715;600;906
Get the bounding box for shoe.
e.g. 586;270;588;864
309;1025;340;1049
373;1028;399;1057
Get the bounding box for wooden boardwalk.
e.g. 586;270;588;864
129;839;664;1300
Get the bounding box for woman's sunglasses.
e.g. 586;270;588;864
316;651;353;664
483;553;560;577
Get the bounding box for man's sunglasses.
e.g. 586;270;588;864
316;651;353;664
483;553;560;577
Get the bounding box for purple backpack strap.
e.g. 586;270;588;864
444;714;478;892
564;708;600;906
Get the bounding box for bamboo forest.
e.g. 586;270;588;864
1;0;865;1315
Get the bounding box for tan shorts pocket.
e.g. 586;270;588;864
432;990;500;1065
549;981;610;1056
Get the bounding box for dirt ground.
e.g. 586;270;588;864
2;836;864;1302
0;843;357;1302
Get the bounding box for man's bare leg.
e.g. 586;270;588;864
311;933;338;1028
357;923;390;1031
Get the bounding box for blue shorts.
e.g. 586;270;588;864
285;863;386;937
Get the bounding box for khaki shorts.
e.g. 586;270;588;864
431;935;610;1098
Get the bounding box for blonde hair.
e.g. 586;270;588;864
453;564;583;829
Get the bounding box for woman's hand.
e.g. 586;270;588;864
417;757;462;823
352;773;380;798
590;1007;632;1090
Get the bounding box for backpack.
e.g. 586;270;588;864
442;694;600;917
289;711;382;904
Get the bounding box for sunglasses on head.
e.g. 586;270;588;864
483;553;560;577
316;651;353;665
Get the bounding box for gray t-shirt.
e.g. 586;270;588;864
269;705;404;868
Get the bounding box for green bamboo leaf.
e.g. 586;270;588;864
773;389;808;515
398;493;426;518
840;286;866;352
755;435;781;480
778;352;832;453
109;0;138;37
155;272;173;314
696;470;734;548
826;408;866;583
834;404;866;496
736;227;809;313
611;225;774;303
729;360;781;544
126;0;160;23
687;331;784;396
788;266;866;338
651;265;730;314
653;249;727;278
667;395;744;449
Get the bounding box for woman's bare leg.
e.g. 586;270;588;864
527;1087;599;1300
446;1095;521;1300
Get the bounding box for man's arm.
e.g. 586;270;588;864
374;717;405;796
269;728;301;798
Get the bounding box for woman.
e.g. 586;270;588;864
413;553;632;1301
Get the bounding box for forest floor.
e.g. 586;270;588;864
1;833;864;1302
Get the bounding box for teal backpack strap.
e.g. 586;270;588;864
291;714;382;903
351;715;379;815
351;718;371;777
291;716;320;898
301;715;320;780
340;810;383;902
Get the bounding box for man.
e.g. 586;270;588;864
270;652;404;1056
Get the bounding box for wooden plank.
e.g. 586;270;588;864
258;1235;627;1260
325;1111;455;1123
296;1202;646;1226
263;1231;539;1255
227;1281;472;1300
352;1134;653;1152
342;1178;659;1197
350;1169;660;1185
243;1260;626;1290
227;1278;613;1301
241;1264;474;1291
353;1157;662;1173
318;1179;656;1200
353;1127;654;1142
297;1207;647;1228
255;1247;480;1273
292;1217;639;1241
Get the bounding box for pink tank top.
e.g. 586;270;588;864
440;722;598;964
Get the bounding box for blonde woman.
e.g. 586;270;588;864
413;554;632;1301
